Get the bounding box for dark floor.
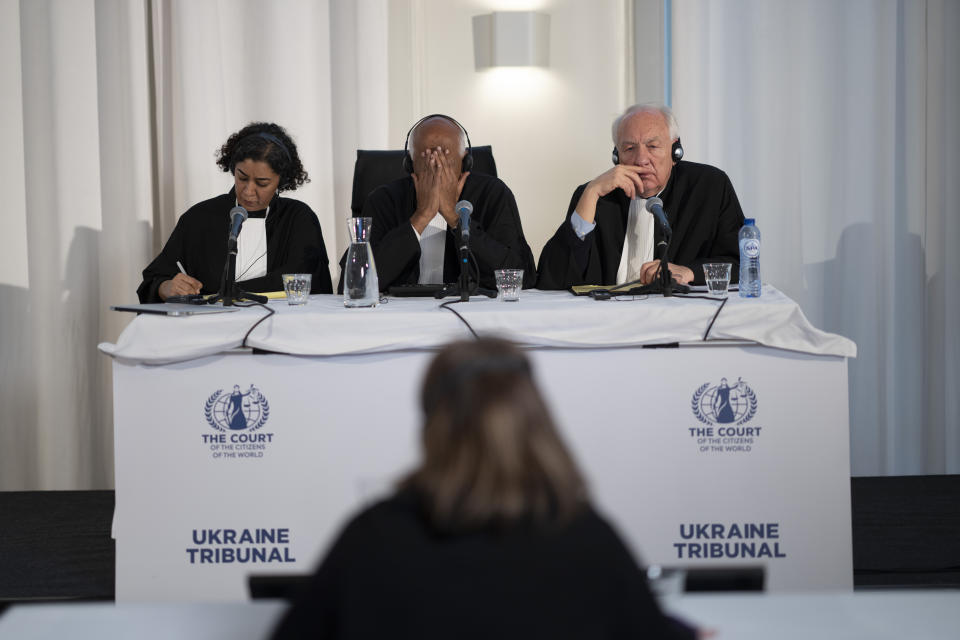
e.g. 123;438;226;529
0;490;115;602
850;475;960;588
0;476;958;607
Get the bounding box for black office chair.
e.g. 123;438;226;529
249;573;312;600
350;145;498;217
647;565;765;595
683;566;765;592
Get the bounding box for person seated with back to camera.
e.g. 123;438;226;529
536;103;745;290
137;122;333;303
272;337;698;640
342;114;536;292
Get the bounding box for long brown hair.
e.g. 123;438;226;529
402;338;587;529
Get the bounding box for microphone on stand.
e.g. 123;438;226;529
455;200;473;302
227;206;248;253
645;197;671;238
456;200;473;248
435;199;494;300
211;204;268;307
644;197;686;296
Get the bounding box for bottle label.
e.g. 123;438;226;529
741;239;760;258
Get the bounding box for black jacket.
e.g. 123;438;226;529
536;161;745;289
138;190;332;302
344;173;536;292
272;491;695;640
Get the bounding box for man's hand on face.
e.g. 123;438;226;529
410;149;442;234
434;146;470;227
410;145;470;233
590;165;648;200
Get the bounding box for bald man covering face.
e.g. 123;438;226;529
351;115;536;292
536;103;745;290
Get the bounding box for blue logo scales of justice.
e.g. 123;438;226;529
691;377;757;426
205;384;270;432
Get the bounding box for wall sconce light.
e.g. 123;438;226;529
472;11;550;70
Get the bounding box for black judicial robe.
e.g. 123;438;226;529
137;191;333;303
270;490;696;640
346;173;537;292
536;161;745;289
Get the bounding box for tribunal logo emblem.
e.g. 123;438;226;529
691;377;757;426
205;384;270;432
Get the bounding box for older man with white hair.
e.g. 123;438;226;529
536;103;745;290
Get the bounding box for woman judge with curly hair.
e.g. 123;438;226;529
137;122;332;302
272;338;697;640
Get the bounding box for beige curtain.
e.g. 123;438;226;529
672;0;960;474
0;0;389;489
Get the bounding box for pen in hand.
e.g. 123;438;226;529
174;260;202;296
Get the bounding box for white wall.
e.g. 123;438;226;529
385;0;645;263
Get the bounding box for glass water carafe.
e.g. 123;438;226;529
343;216;379;307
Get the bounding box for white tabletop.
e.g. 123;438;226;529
99;285;856;365
2;591;956;639
0;601;286;640
667;591;960;639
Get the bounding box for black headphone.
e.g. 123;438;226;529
612;138;684;165
402;114;473;174
231;132;293;184
256;132;291;163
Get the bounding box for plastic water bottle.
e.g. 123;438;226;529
738;218;761;298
